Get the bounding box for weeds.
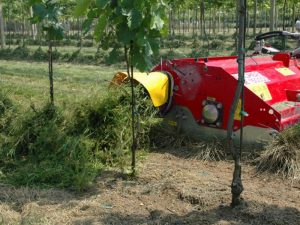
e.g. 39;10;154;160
256;124;300;178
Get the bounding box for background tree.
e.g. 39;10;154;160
270;0;276;31
30;0;64;105
75;0;167;174
0;0;5;48
253;0;258;35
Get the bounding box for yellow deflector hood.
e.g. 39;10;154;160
111;71;169;107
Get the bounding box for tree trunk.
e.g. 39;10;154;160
275;3;278;30
235;0;239;52
8;0;11;48
0;0;6;49
169;8;172;37
208;9;211;34
22;18;25;46
264;9;267;32
195;5;198;36
183;10;185;36
223;8;226;35
124;44;137;176
212;9;216;34
218;11;221;34
292;4;295;32
270;0;276;31
253;0;257;35
30;7;37;40
246;10;250;36
187;9;190;33
200;0;205;36
48;40;54;104
13;21;17;37
192;6;195;36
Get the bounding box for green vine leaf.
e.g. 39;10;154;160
75;0;167;72
74;0;92;17
127;9;142;30
96;0;110;9
94;14;108;42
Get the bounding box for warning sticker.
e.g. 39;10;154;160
275;67;295;76
247;83;272;101
232;72;270;85
234;99;242;121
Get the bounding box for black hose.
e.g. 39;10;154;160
255;31;283;41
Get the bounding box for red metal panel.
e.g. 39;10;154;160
152;53;300;132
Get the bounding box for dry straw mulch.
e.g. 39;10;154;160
256;124;300;179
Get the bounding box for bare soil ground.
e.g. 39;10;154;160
0;151;299;225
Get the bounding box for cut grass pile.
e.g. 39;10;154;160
0;86;158;190
256;124;300;178
150;124;226;161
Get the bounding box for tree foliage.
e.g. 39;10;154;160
76;0;168;71
29;0;64;41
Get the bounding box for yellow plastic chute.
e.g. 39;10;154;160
111;71;169;107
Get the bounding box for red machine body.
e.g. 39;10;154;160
152;53;300;134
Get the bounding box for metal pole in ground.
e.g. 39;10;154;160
226;0;246;208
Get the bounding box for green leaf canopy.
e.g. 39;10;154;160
30;0;64;41
76;0;168;71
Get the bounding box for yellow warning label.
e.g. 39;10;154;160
247;83;272;101
234;99;242;121
275;67;295;76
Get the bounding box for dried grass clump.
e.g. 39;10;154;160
150;125;226;161
256;124;300;178
190;139;226;161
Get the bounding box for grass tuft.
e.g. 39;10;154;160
256;124;300;178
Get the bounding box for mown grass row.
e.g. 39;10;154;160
0;86;159;191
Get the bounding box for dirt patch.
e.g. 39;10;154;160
0;152;299;225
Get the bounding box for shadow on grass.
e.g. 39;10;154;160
74;201;300;225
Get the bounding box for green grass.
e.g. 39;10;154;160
0;60;125;108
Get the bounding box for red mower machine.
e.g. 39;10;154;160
114;29;300;144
